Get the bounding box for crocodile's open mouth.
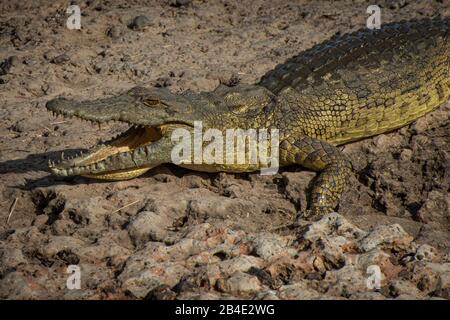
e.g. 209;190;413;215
45;91;197;180
48;117;165;180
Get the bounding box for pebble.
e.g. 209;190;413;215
51;53;70;65
224;272;262;295
128;15;151;31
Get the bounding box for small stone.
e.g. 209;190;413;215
415;191;448;225
170;0;192;7
32;214;48;226
119;256;189;298
254;290;280;300
250;233;291;260
414;244;438;262
225;272;262;295
8;55;20;66
8;121;26;133
219;73;240;87
388;280;423;298
154;76;172;88
428;263;450;294
219;256;264;274
145;285;177;300
278;281;320;299
0;56;19;75
128;15;151;31
303;212;367;240
312;256;327;273
412;262;442;293
324;265;368;296
51;53;70;65
106;25;124;39
214;278;228;292
281;171;316;211
399;148;413;161
248;267;276;288
360;224;413;252
388;0;408;10
411;117;429;134
40;236;85;259
317;236;348;269
277;21;289;30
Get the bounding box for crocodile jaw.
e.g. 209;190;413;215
48;124;163;180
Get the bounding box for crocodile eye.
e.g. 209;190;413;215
143;97;160;107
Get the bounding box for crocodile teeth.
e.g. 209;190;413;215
52;168;67;176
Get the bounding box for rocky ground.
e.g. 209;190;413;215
0;0;449;300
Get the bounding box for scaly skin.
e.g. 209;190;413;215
46;18;449;220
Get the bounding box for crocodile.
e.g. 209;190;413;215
46;18;450;220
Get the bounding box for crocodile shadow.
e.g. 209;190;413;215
0;149;225;190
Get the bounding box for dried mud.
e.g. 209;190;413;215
0;0;449;299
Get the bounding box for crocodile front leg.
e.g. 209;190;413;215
280;135;352;221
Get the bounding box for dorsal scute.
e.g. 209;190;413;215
259;18;450;94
